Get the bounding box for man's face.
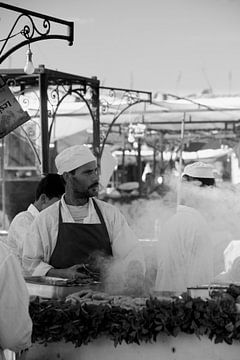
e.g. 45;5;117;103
67;160;99;199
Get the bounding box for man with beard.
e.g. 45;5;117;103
22;145;145;283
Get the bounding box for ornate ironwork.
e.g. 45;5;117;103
46;84;98;144
15;88;40;117
99;86;152;156
0;2;74;64
47;87;60;108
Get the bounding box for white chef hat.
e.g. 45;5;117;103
55;145;96;175
182;161;215;179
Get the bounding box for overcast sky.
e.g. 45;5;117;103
1;0;240;96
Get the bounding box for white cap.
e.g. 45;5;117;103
55;145;96;175
182;161;215;179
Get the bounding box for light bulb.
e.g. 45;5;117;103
128;133;135;143
24;46;35;75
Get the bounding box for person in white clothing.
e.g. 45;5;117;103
155;162;215;293
0;241;32;359
22;145;145;289
7;174;65;264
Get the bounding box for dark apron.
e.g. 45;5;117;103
49;198;112;269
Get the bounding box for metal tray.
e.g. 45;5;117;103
187;284;228;299
25;276;101;299
25;276;78;286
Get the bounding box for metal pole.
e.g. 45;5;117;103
177;113;186;206
1;138;5;230
91;77;100;167
137;138;142;196
39;70;49;174
122;135;126;183
153;145;156;179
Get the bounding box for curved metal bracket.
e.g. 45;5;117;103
72;89;96;124
0;2;74;64
48;92;69;143
100;99;150;158
48;87;95;143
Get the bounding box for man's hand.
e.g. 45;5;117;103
47;264;89;280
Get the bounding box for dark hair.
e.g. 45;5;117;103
182;174;215;187
35;174;65;200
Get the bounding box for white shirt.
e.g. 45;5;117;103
23;196;145;276
214;241;240;283
155;205;214;293
0;241;32;359
7;204;39;264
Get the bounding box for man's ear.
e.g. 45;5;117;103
39;193;47;205
62;172;69;183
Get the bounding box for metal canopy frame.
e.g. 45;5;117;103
0;67;153;175
0;66;100;174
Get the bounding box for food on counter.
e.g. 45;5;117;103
226;283;240;299
66;289;147;309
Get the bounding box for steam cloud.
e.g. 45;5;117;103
114;176;240;291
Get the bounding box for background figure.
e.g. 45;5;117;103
155;162;215;293
7;173;65;264
0;241;32;358
142;172;155;196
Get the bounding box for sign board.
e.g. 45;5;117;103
0;76;30;138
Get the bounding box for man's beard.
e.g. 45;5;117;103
73;183;99;199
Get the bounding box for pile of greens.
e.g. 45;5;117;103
29;292;240;347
